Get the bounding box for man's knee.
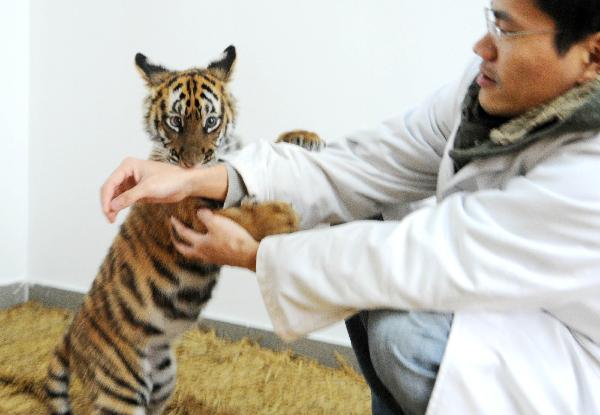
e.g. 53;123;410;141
366;310;453;415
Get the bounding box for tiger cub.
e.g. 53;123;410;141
45;46;322;415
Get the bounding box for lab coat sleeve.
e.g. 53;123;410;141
256;137;600;341
220;63;475;229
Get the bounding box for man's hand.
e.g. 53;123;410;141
170;209;259;272
100;158;194;223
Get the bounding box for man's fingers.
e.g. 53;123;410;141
170;217;206;246
170;210;258;271
110;183;146;212
101;173;125;218
106;211;117;224
173;240;202;260
171;217;213;261
196;209;216;231
100;159;136;221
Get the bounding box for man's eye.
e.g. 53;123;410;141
495;22;517;36
498;27;513;36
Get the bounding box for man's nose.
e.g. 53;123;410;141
473;32;497;62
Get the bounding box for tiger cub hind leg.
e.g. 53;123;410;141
89;361;151;415
146;344;177;415
276;129;325;151
92;393;147;415
46;338;72;415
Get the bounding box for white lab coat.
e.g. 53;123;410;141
222;60;600;414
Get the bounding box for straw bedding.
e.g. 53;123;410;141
0;302;369;414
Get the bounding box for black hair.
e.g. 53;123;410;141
535;0;600;54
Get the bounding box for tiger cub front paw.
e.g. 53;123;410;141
217;201;299;241
276;130;325;152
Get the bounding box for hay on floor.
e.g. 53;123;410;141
0;302;370;414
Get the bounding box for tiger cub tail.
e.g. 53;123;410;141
276;129;325;152
45;336;73;415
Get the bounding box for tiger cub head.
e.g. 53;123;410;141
135;46;237;167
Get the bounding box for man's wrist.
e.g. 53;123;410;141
244;239;259;272
187;163;229;201
184;168;203;198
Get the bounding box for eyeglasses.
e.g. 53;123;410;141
484;7;558;40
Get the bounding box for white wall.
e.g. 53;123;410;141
0;1;29;285
28;0;485;345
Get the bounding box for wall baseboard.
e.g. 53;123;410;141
1;284;358;370
0;283;28;308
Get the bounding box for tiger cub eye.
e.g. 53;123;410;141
206;116;217;128
171;116;182;128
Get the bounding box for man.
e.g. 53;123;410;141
101;1;600;413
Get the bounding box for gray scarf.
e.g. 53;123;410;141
450;76;600;171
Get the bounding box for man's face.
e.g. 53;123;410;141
473;0;588;117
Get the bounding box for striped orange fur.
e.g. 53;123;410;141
44;46;315;415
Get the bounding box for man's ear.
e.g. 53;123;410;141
578;33;600;84
207;45;236;82
135;53;170;86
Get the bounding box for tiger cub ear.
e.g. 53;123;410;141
207;45;236;82
135;53;170;86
